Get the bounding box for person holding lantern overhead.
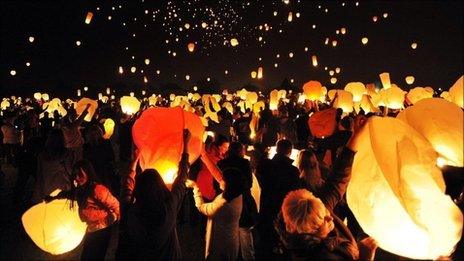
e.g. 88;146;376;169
123;129;191;260
274;115;379;260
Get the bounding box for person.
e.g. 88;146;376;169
46;159;120;261
296;149;330;194
123;129;190;260
274;115;378;260
1;113;19;164
61;104;90;161
255;139;301;259
187;153;244;261
217;142;258;260
32;129;76;203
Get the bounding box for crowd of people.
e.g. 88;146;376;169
1;89;463;260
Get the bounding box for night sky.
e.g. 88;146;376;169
1;0;462;97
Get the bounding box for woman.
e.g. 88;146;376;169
296;149;326;194
125;129;190;260
188;153;244;261
275;116;378;260
47;159;120;260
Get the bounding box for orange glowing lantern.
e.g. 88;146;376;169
246;92;258;110
253;101;265;114
311;55;318;67
344;82;366;102
132;107;204;185
33;92;42;100
85;12;93;24
22;195;87;255
103;118;115;140
397;98;463;167
187;43;195;52
270;90;279;111
347;117;463;260
449;75;463;108
222;102;233;114
75;98;98;122
230;38;239;47
380;84;405;109
405;76;415;85
333;90;354;113
359;94;378;114
406;87;433;105
379;72;391;89
302;80;324;101
308;108;337;138
120;96;141;115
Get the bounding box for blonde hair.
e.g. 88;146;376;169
281;189;325;235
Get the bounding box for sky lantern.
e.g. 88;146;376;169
1;100;10;110
130;66;136;73
379;72;391;89
406;87;433;105
120;96;141;115
132;107;204;185
381;84;405;109
22;196;87;255
253;101;265;114
144;58;150;65
246;92;258;109
33;92;42;100
330;77;337;84
41;93;50;101
10;70;16;76
360;94;378;114
372;16;378;22
85;12;93;24
184;23;190;29
278;89;287;99
230;38;239;47
397;98;463;167
103;118;115;139
210;96;221;112
361;37;368;45
251;71;257;79
347;116;463;260
327;89;338;101
75;98;98;122
411;42;418;49
448;75;463;108
333;90;354;113
308;108;337;138
302;80;324;101
344;82;366;102
257;66;263;79
287;12;293;22
269;90;279;111
341;27;347;34
405;76;415;85
222;102;233;114
28;36;35;43
187;42;195;52
311;55;318;67
331;40;338;47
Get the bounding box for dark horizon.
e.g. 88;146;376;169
1;0;462;97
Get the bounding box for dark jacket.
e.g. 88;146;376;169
274;148;359;260
218;155;258;228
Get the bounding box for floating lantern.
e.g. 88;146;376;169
381;84;405;109
270;90;279;111
361;37;368;45
41;93;50;101
341;27;347;34
333;90;354;113
22;196;87;255
397;98;463;167
287;12;293;22
253;101;265;114
449;75;463;108
1;100;10;110
335;67;341;74
222;102;233;114
230;38;239;47
246;92;258;110
332;40;338;47
33;92;42;100
405;76;415;85
330;77;337;84
383;13;388;18
308;108;337;138
85;12;93;24
360;94;378;114
311;55;318;67
75;98;98;122
144;58;150;65
303;80;324;101
120;96;141;115
251;71;257;79
28;36;35;43
103;118;115;139
257;67;263;79
406;87;433;105
345;82;366;102
347;117;463;260
411;42;418;49
184;23;190;29
379;72;391;89
10;70;16;76
372;16;378;22
187;42;195;52
130;66;136;73
132;107;204;185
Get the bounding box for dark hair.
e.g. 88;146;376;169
133;169;169;224
73;159;99;207
227;142;243;158
276;139;292;156
44;129;65;160
214;134;229;147
222;167;244;202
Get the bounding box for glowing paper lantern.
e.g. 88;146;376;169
405;76;415;85
33;92;42;100
330;77;337;84
85;12;93;24
251;71;257;79
347;117;462;259
359;94;378;114
449;75;463;108
257;67;263;79
246;92;258;110
103;118;115;140
287;12;293;22
411;42;418;49
397;98;463;167
333;90;354;113
222;102;233;114
361;37;368;45
253;101;265;114
381;84;405;109
144;58;150;65
230;38;239;47
308;108;337;138
269;90;279;111
406;87;433;105
132;107;204;184
379;72;391;89
120;96;141;115
1;100;10;110
302;80;324;101
75;98;98;122
187;42;195;52
22;197;87;255
311;55;318;67
344;82;366;102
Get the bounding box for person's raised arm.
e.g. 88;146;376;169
320;115;367;210
171;129;191;202
121;147;140;205
186;179;226;217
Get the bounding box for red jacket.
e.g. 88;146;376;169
79;184;120;232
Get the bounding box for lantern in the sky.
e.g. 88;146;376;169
330;77;337;84
222;102;233;114
302;80;324;101
257;67;263;79
253;101;265;114
347;117;463;260
380;84;405;109
22;197;87;255
311;55;318;67
75;98;98;122
379;72;391;89
449;75;463;108
246;92;258;110
411;42;418;49
187;43;195;52
103;118;115;140
132;107;204;185
230;38;239;47
308;108;337;138
344;82;366;102
85;12;93;24
120;96;141;115
361;37;368;45
405;76;415;85
406;87;433;105
333;90;354;113
287;12;293;22
397;98;463;167
33;92;42;100
269;90;279;111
